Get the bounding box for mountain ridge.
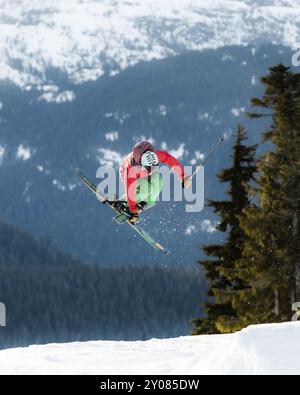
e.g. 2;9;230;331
0;0;299;89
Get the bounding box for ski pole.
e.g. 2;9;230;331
189;137;225;180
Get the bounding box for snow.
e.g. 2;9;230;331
16;144;32;161
159;105;168;116
134;136;156;145
185;224;197;236
68;183;77;192
105;131;119;142
231;107;245;117
0;145;5;166
169;143;186;159
223;129;233;141
0;322;300;375
197;112;210;121
52;179;66;192
201;219;218;234
56;91;76;104
104;112;129;124
195;151;205;161
161;141;168;150
185;220;218;235
38;90;76;104
97;148;123;167
252;75;257;85
190;150;205;165
1;0;300;88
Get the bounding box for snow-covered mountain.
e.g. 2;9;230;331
0;321;299;375
0;0;299;89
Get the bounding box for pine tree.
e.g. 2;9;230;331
237;65;300;323
192;125;257;334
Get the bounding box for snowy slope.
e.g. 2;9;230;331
0;322;299;375
0;0;300;88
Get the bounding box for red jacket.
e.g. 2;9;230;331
120;146;186;214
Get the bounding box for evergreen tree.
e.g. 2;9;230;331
237;65;300;323
192;125;257;334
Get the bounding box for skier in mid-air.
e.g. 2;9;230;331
76;137;223;252
119;141;191;223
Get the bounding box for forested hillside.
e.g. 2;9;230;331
0;219;204;349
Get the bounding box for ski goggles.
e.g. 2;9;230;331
141;151;159;167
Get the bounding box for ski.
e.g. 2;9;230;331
113;212;131;224
128;223;167;254
75;168;169;254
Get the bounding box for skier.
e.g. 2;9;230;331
76;137;223;252
119;141;191;223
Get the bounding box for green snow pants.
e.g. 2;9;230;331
135;172;163;206
122;172;163;208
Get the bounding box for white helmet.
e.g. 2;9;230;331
141;151;159;167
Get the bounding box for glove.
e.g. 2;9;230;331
182;176;192;189
128;213;139;224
